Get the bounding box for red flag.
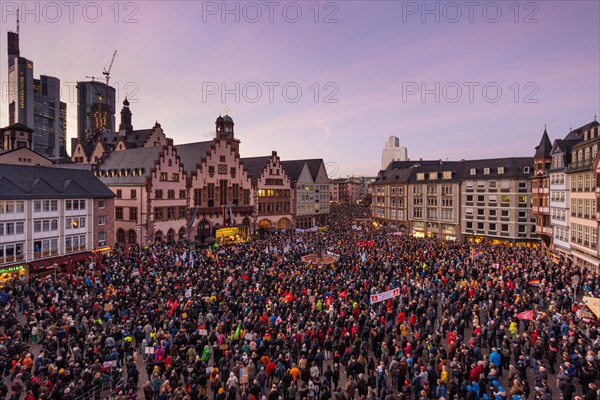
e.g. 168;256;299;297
168;299;179;318
339;290;347;299
517;310;534;320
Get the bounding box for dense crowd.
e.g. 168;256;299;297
1;204;600;400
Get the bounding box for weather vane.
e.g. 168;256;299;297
225;106;230;115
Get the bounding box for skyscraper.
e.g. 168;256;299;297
6;21;67;158
381;135;408;169
77;80;116;144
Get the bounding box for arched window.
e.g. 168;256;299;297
167;228;175;243
155;231;163;242
179;227;186;241
127;229;137;244
116;229;126;244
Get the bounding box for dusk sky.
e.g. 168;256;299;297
1;1;599;177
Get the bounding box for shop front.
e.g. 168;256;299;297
412;221;425;238
29;251;93;276
0;264;28;286
441;224;458;241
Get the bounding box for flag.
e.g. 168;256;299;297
168;299;179;318
188;206;199;230
200;346;212;363
361;252;366;262
152;253;157;262
232;322;242;339
517;310;534;320
222;206;226;226
528;279;541;287
552;255;560;264
183;299;192;312
339;290;347;299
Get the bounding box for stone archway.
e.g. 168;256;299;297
277;218;291;230
258;219;272;229
167;228;175;243
155;230;163;242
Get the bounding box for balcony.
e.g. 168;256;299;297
535;226;553;236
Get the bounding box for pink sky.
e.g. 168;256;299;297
1;1;598;176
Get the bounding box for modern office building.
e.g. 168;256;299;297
77;80;117;144
6;26;67;159
381;136;408;170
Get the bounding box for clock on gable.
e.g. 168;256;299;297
218;164;227;174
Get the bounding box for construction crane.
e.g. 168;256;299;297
103;50;117;87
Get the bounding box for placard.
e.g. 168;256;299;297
104;303;113;311
239;367;249;384
244;333;253;340
219;344;228;350
199;329;208;336
144;347;154;355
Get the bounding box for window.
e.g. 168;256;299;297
98;199;106;209
416;173;425;181
501;224;509;232
34;201;41;212
98;216;106;225
428;172;437;180
155;189;163;199
167;207;175;219
497;167;504;174
180;190;186;199
130;207;138;221
470;168;476;175
179;207;186;219
523;166;530;173
116;207;124;220
172;173;179;181
160;172;168;181
154;208;163;220
519;196;526;203
219;180;228;205
442;171;452;179
207;184;215;200
116;189;122;199
98;232;106;244
168;190;175;199
194;189;202;206
131;189;137;199
489;223;496;231
483;168;490;175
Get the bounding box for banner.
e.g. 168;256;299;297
583;296;600;318
370;287;400;304
517;310;534;320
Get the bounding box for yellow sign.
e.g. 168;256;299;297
216;227;239;238
93;246;112;253
317;226;328;232
583;296;600;318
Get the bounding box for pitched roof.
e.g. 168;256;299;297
240;156;271;182
0;163;114;199
96;146;162;185
0;122;34;133
534;128;552;159
175;141;213;176
281;159;324;181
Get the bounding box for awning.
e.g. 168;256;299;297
30;252;93;271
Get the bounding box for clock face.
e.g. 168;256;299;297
218;164;227;174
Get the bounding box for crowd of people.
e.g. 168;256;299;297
1;204;600;400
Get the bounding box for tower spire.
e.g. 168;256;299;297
16;7;19;35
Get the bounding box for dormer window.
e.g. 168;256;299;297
470;168;476;175
523;166;530;173
483;168;490;175
497;167;504;174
